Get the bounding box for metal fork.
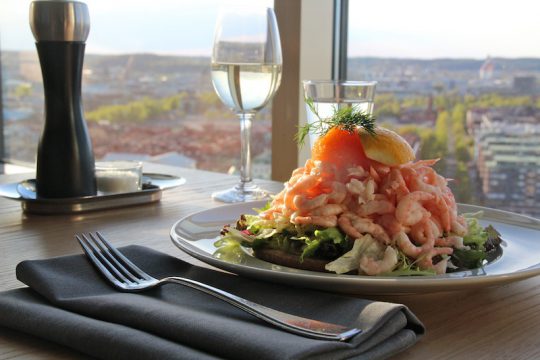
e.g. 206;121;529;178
76;232;362;341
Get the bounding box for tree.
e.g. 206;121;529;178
13;83;32;98
86;93;189;123
452;162;472;202
435;111;449;148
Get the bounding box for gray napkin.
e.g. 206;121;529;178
0;245;424;359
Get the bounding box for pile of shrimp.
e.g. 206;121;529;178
260;158;468;275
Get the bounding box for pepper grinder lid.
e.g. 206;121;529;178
30;1;90;42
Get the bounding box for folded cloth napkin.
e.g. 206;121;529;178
0;245;424;360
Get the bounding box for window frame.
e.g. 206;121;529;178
272;0;344;180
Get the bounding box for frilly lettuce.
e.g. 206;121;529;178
450;212;501;270
243;214;291;239
213;237;246;263
462;212;488;248
325;234;382;274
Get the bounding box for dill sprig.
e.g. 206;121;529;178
295;97;377;146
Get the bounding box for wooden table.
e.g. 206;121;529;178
1;165;539;360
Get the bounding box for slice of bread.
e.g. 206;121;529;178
253;248;330;272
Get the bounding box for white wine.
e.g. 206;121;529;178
211;63;282;112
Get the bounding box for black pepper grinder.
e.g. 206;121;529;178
30;1;97;198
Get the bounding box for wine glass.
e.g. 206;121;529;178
210;7;282;203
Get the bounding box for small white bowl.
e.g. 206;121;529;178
95;161;143;194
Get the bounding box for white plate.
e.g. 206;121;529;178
170;201;540;294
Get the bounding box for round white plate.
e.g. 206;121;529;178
170;201;540;294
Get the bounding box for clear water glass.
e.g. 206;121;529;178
303;80;377;148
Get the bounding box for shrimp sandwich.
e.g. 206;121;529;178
217;110;500;276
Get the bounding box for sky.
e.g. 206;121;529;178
1;0;539;59
348;0;540;59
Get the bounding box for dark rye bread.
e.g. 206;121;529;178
253;248;330;272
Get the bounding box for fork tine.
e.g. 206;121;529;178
76;234;130;288
87;233;140;283
95;231;153;281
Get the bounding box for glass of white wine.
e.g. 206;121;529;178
210;7;282;203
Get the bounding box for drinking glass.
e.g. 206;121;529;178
210;7;282;203
303;80;377;148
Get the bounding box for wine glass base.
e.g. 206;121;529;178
212;183;271;203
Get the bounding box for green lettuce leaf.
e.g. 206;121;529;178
299;227;346;261
213;237;246;263
451;248;486;269
462;216;488;248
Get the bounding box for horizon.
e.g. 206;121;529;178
4;49;540;62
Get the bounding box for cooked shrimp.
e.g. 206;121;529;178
395;231;423;257
443;190;458;216
364;179;377;202
434;174;448;189
293;215;337;228
338;212;363;239
369;166;381;183
435;235;464;248
410;219;436;246
451;216;468;236
425;197;451;232
340;213;391;244
291;167;305;177
380;168;409;199
372;163;391;177
289;174;319;193
409;175;442;197
284;174;319;209
323;181;347;204
309;160;337;182
376;214;409;237
395;191;434;226
358;199;395;217
293;193;328;213
302;159;316;173
259;192;285;219
417;247;453;274
417;165;438;184
347;166;368;180
359;246;398;275
428;218;443;239
346;178;365;196
310;204;344;216
409;159;439;168
346;178;377;204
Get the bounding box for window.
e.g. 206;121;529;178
347;0;540;218
1;0;273;178
4;0;538;218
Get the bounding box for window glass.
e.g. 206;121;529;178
348;0;540;218
0;0;273;179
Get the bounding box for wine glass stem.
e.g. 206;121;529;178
238;112;255;187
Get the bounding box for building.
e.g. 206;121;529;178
466;108;490;136
479;57;495;80
398;95;437;126
513;76;537;94
473;108;540;218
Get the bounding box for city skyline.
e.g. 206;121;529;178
1;0;539;59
